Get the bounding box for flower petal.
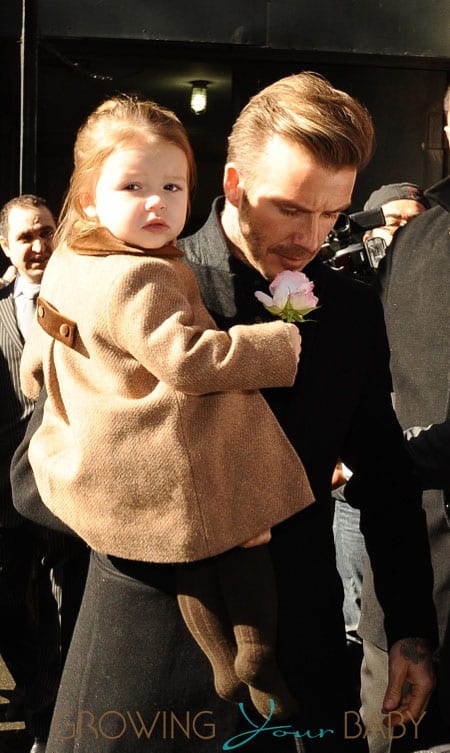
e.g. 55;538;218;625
290;289;318;310
254;290;274;306
272;286;290;309
270;270;309;294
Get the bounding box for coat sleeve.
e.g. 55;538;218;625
107;258;300;394
404;421;450;489
341;290;438;649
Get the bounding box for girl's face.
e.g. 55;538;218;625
83;138;189;249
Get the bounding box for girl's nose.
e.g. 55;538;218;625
144;194;165;212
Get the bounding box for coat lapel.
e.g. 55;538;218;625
0;288;23;350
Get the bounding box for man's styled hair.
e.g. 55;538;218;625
0;194;50;238
227;71;375;180
57;94;196;247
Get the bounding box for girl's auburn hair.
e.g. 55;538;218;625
56;94;196;246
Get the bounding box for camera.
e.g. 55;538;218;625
320;207;387;281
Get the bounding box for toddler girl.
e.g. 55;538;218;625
21;95;313;720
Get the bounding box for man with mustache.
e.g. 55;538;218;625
178;71;438;751
0;194;58;753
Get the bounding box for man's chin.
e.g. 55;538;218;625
270;256;308;275
280;260;307;272
25;270;45;284
272;248;319;274
28;260;49;271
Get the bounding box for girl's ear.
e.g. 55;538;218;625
223;163;243;207
80;193;97;219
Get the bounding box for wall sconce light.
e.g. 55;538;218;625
190;80;209;115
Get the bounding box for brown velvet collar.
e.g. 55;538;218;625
70;226;184;259
37;227;183;348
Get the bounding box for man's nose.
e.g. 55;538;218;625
31;237;44;253
292;216;321;252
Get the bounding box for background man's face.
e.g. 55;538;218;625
227;135;356;280
367;198;428;247
1;205;55;284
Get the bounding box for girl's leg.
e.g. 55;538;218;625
218;545;299;719
177;548;298;719
176;560;248;703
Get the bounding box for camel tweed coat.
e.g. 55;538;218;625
21;228;313;563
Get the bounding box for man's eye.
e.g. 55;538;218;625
279;206;299;216
164;183;181;192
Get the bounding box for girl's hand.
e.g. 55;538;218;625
286;323;301;361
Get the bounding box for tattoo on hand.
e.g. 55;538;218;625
399;638;432;665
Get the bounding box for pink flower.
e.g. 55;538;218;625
254;271;319;323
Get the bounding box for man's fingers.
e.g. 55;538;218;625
405;687;431;725
383;692;429;730
382;679;404;713
382;653;406;713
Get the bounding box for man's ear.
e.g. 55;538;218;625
223;163;243;207
0;236;11;257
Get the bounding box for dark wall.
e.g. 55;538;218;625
0;37;20;212
31;0;450;60
30;43;449;229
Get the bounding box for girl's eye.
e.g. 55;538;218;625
164;183;181;192
123;183;141;191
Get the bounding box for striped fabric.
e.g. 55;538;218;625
0;283;36;527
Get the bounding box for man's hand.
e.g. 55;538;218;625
331;461;352;490
382;638;435;727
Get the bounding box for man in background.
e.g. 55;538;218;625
363;182;430;245
0;194;58;753
332;181;431;705
360;87;450;753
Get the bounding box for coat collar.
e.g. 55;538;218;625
71;226;183;259
179;197;233;271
